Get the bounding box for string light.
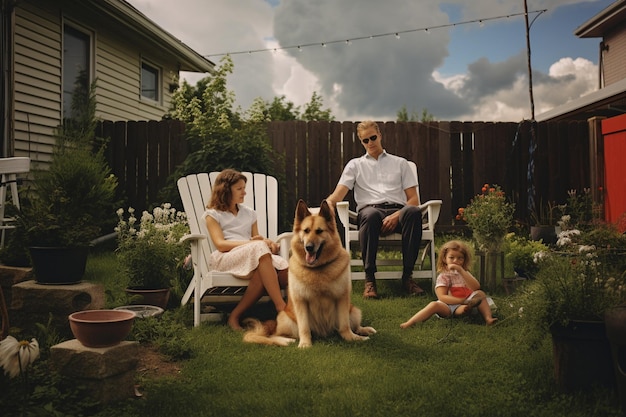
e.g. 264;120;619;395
204;9;547;58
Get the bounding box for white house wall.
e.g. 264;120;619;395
11;0;188;164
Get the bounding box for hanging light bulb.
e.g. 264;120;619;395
395;33;400;39
346;39;351;45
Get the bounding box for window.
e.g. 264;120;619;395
62;25;91;119
141;62;159;101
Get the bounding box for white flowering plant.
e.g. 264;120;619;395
0;336;39;379
0;335;39;413
115;204;191;289
520;219;626;330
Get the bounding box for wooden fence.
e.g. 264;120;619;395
268;120;597;230
99;119;599;233
97;120;187;213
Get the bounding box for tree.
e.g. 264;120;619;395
301;91;334;121
246;93;333;121
161;56;281;209
396;106;435;122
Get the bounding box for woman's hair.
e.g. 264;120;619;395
207;169;247;211
356;120;381;138
436;240;472;272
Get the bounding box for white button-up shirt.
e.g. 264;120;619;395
337;151;418;211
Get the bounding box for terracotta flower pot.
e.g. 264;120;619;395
125;287;170;309
69;309;135;348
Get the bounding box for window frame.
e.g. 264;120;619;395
140;60;161;103
61;22;94;120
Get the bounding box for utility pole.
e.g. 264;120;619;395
524;0;535;120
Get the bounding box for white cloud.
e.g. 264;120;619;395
128;0;605;122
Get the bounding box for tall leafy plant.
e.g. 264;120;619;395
160;56;280;209
5;76;117;259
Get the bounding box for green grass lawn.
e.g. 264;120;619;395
99;284;622;417
3;251;622;417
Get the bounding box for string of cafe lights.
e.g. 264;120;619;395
204;9;547;58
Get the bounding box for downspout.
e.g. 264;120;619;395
0;0;15;157
0;0;7;157
599;41;608;89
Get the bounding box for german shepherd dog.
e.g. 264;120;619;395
243;199;376;348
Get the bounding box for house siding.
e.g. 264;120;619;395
603;26;626;86
10;0;193;164
13;4;61;163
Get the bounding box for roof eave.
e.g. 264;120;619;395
536;78;626;122
575;0;626;38
95;0;214;73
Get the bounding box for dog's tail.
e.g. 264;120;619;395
242;318;295;346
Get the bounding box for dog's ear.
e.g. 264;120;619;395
319;200;336;225
295;199;310;223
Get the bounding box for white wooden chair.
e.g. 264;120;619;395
177;172;291;327
0;157;30;247
334;161;442;289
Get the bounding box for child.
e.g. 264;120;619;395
400;240;497;328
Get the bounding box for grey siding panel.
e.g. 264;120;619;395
13;5;61;163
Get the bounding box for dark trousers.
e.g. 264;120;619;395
357;205;423;282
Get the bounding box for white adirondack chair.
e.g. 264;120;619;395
0;157;30;247
334;161;443;288
177;172;291;327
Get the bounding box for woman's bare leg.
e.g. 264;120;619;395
228;255;286;330
228;274;265;330
256;254;287;312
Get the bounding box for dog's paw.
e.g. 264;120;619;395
358;326;377;336
297;340;312;348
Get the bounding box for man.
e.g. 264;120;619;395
327;120;425;299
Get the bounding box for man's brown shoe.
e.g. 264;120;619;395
403;279;425;296
363;281;379;299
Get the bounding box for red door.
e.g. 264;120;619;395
601;114;626;228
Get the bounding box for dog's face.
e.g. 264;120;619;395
292;199;338;267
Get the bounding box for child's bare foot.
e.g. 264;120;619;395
400;322;413;329
486;317;498;326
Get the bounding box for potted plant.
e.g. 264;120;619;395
502;233;548;293
9;79;118;284
458;184;514;290
461;183;515;253
529;200;562;244
519;220;626;392
115;204;190;309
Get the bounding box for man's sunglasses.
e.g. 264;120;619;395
360;135;378;144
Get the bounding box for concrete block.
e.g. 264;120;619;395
50;340;139;403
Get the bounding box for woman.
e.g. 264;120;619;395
204;169;288;330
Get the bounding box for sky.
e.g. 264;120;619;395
126;0;615;122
